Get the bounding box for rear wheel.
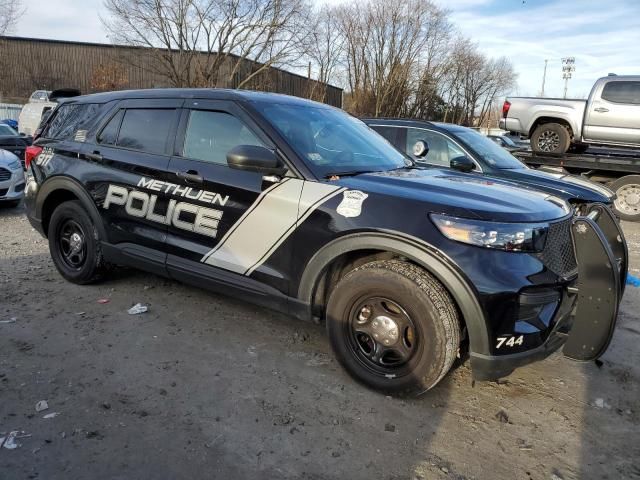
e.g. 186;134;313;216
531;123;571;154
326;260;460;396
48;200;108;284
610;175;640;222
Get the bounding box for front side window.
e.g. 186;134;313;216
601;81;640;105
254;103;408;178
182;110;264;165
116;109;175;154
406;128;465;167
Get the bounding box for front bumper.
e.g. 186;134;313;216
0;167;25;202
471;204;626;380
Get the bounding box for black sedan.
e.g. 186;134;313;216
363;118;614;212
0;123;31;168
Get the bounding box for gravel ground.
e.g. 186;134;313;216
1;202;639;480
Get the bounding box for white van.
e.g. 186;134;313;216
18;101;56;136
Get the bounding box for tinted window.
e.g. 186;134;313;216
254;104;408;177
406;128;466;167
117;109;175;154
0;124;17;136
601;81;640;104
370;125;402;149
45;103;104;140
97;110;125;146
183;110;264;165
453;128;525;169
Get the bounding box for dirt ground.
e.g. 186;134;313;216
1;202;639;480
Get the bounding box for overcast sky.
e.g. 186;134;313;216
10;0;640;99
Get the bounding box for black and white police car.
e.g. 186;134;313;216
24;89;627;395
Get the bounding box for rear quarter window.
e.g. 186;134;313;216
44;103;105;141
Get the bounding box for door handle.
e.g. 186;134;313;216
594;107;609;113
176;170;203;184
86;151;102;161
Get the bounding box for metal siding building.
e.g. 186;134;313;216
0;36;343;107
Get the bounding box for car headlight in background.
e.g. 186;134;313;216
8;160;22;171
430;214;549;252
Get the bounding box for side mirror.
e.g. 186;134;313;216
227;145;285;174
450;155;475;173
19;132;26;137
412;140;429;158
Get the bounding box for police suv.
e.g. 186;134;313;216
24;89;627;395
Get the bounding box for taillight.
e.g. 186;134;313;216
502;100;511;118
25;145;43;169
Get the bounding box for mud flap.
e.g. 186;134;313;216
563;216;621;361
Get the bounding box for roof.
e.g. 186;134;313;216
362;117;468;132
65;88;336;109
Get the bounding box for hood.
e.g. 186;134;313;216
494;168;613;203
0;149;20;166
335;168;570;223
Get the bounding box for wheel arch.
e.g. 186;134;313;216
529;116;575;139
297;231;491;356
37;175;107;239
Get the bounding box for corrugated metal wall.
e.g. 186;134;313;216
0;37;343;107
0;104;23;120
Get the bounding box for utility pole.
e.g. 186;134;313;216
562;57;575;99
541;59;548;97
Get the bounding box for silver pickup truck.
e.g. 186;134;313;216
501;75;640;154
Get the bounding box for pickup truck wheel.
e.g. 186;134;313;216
531;123;571;154
48;200;108;284
611;176;640;222
326;260;460;396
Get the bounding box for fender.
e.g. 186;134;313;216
35;175;108;240
297;230;491;356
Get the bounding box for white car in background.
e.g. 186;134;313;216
0;149;25;207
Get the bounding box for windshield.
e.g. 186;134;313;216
455;129;525;169
253;103;409;177
0;124;18;136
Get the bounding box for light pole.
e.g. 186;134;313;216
541;59;548;97
562;57;575;99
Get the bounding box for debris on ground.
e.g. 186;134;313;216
35;400;49;412
42;412;60;419
97;298;110;304
495;409;510;423
127;303;148;315
0;317;17;324
0;431;31;449
594;398;611;409
384;423;396;432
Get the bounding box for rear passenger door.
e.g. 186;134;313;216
89;99;181;274
165;100;301;299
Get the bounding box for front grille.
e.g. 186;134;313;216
0;168;10;181
536;218;577;278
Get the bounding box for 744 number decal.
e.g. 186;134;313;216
496;335;524;349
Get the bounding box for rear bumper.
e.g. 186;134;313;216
470;204;626;381
499;117;524;134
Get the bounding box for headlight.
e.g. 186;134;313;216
430;214;549;252
8;160;22;170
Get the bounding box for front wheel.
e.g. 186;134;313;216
610;175;640;222
326;260;460;396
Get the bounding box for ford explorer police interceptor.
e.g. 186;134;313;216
24;89;627;395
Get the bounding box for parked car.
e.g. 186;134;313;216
18;88;81;136
1;119;19;130
0;123;32;167
487;134;527;153
0;149;25;207
364;118;614;213
25;89;625;395
501;75;640;154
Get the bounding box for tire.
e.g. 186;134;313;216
531;123;571;154
610;175;640;222
48;200;108;284
326;260;460;396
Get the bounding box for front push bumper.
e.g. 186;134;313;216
471;204;627;381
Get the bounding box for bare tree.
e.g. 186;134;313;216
102;0;311;89
0;0;23;35
90;61;130;92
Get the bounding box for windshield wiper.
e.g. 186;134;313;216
324;170;377;179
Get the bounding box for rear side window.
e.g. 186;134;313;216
116;109;175;155
601;81;640;104
97;110;124;146
182;110;264;165
45;103;104;140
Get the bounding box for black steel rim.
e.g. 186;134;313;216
346;296;418;376
58;219;87;269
